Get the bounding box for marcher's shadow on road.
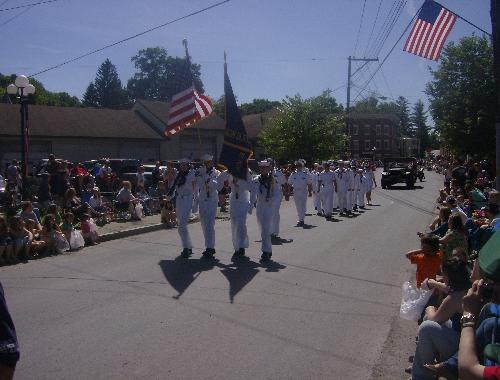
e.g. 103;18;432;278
220;258;260;303
158;256;222;299
299;223;316;229
268;237;294;245
386;185;424;190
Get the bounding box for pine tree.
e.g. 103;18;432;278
411;100;430;157
396;96;412;137
82;59;128;108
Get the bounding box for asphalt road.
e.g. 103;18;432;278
2;170;442;380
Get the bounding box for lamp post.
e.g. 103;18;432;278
372;146;377;162
7;75;35;200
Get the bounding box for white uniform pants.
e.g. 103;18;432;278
230;201;249;250
270;193;283;236
313;191;322;213
320;188;333;215
347;190;354;211
199;199;217;249
356;190;365;207
337;190;348;211
293;191;308;221
176;195;193;249
332;190;338;209
257;199;273;253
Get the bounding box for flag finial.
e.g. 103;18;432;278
224;51;227;64
182;38;189;58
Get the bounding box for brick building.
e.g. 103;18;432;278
348;113;401;159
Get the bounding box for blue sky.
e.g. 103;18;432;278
0;0;492;110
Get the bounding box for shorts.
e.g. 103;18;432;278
0;353;19;369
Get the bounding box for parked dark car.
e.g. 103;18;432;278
381;157;417;189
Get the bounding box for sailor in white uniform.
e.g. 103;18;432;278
345;161;355;214
355;168;367;209
249;160;281;262
288;159;312;226
195;154;223;257
219;168;252;258
319;161;336;219
269;159;286;238
364;164;377;205
312;163;323;215
335;161;349;215
169;158;197;257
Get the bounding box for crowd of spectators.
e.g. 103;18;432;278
405;157;500;380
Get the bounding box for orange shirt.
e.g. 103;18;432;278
410;251;443;287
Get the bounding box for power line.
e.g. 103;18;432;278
363;0;383;57
30;0;230;77
353;2;423;103
0;0;60;12
0;4;34;28
353;0;367;56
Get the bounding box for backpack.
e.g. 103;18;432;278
481;304;500;366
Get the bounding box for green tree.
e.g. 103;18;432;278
396;96;412;137
352;96;399;115
82;59;128;108
0;73;80;106
259;91;346;163
411;99;430;157
127;47;204;101
426;35;495;158
240;98;281;115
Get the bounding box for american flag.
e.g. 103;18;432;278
403;0;457;61
165;84;213;136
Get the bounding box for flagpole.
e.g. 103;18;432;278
434;1;492;37
183;38;203;156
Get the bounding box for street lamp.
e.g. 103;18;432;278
372;146;377;162
7;75;35;199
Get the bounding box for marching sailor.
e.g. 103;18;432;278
345;162;355;213
168;158;197;257
335;161;349;215
364;164;377;205
288;159;312;226
319;161;336;220
249;160;281;262
312;163;323;215
219;167;252;258
355;168;367;209
269;159;286;239
195;154;223;257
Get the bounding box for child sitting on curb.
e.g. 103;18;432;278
80;214;99;246
406;234;443;288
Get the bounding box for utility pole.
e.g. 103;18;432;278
346;56;379;159
492;0;500;190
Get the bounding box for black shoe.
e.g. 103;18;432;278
260;252;272;262
181;248;192;258
238;248;245;256
360;206;365;209
202;248;215;257
296;220;304;227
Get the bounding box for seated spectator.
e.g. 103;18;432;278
440;213;469;260
160;197;176;227
88;188;110;214
446;195;469;224
80;214;98;245
484;203;500;230
406;234;443;288
0;217;13;265
60;212;75;242
136;166;146;190
466;184;488;212
135;185;153;215
116;181;141;220
9;216;32;261
17;201;41;231
64;187;101;220
155;180;169;198
42;204;62;225
37;173;52;208
41;214;68;255
25;219;46;257
410;259;471;380
427;207;452;237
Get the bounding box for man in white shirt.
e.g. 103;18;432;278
288;160;312;226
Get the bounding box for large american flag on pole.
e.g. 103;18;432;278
165;84;213;136
403;0;457;61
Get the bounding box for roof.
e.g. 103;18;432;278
349;113;400;124
0;103;163;140
136;99;225;131
242;109;279;139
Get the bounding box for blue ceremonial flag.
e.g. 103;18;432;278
219;53;253;179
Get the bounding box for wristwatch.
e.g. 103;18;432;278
461;312;476;327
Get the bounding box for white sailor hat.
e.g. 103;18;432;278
258;160;271;167
201;154;213;161
294;160;303;166
323;161;331;166
299;159;306;165
179;158;190;164
357;168;363;172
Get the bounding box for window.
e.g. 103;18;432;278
375;140;382;151
364;140;372;151
364;124;371;135
384;125;390;136
384;139;390;150
376;125;382;136
351;124;359;136
352;139;359;151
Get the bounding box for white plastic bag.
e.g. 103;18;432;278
69;230;85;250
88;219;98;233
53;233;70;253
134;203;143;218
399;280;433;321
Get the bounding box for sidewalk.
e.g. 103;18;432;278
98;209;229;242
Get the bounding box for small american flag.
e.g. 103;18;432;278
165;84;213;136
403;0;457;61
